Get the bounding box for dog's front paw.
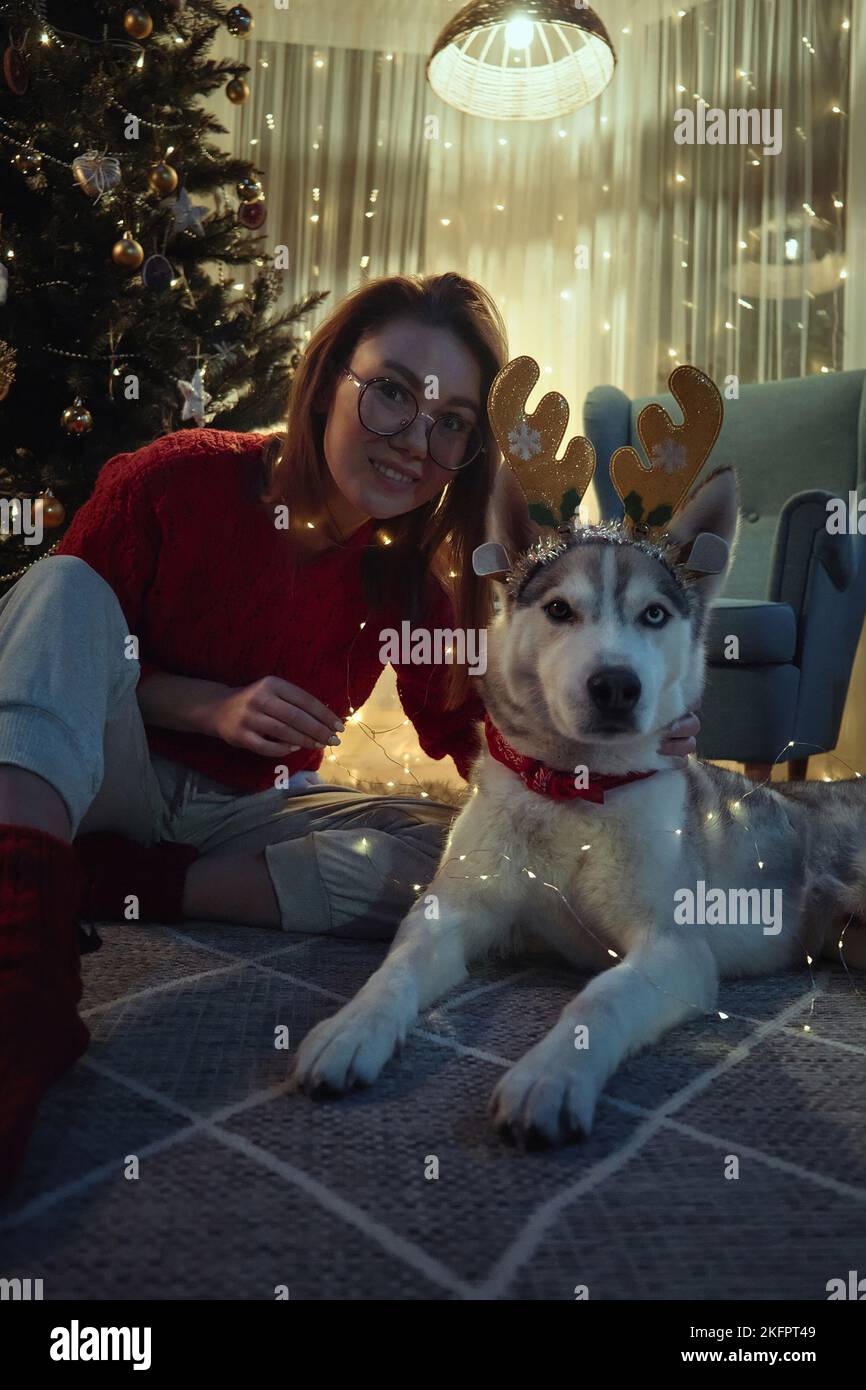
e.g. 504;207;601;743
489;1057;598;1148
290;1001;407;1097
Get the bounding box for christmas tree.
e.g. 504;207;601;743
0;0;327;587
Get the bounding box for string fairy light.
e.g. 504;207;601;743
324;685;864;1026
350;838;835;1029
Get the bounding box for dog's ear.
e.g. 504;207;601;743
488;463;542;557
665;466;739;601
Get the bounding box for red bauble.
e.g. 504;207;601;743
238;199;267;230
2;45;27;95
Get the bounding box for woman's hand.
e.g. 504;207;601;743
658;710;700;763
210;676;345;757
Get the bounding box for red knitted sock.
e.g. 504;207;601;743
0;824;90;1195
73;832;200;925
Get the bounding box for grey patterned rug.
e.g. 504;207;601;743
2;920;865;1300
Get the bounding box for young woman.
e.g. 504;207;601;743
0;272;698;1191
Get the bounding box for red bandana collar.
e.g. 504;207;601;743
483;714;658;804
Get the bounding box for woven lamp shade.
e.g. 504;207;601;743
427;0;616;121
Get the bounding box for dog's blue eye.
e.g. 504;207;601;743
544;599;573;622
641;604;669;627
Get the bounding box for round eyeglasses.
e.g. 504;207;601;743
343;366;484;472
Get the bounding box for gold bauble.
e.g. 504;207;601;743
35;489;66;529
111;231;145;270
60;397;93;435
0;339;16;400
13;149;42;175
147;160;178;196
123;6;154;40
236;175;263;202
226;76;250;105
226;5;253;37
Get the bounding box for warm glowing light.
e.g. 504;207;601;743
504;16;534;48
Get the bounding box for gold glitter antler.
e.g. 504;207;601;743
488;356;596;529
610;365;723;535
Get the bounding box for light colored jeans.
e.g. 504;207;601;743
0;556;457;939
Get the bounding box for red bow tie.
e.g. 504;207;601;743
483;715;658;804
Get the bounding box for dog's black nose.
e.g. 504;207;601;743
587;667;642;712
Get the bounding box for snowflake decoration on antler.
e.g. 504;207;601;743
508;419;542;461
651;438;689;474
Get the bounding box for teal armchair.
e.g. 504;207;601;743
583;370;866;776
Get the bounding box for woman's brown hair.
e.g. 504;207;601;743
262;272;508;707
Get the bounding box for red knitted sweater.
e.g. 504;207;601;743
56;428;485;790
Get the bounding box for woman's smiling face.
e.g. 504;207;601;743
320;317;484;527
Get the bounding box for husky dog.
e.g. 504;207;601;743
291;371;866;1147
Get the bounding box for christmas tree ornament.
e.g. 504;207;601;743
226;76;250;104
141;254;174;290
34;489;65;529
2;35;28;95
176;366;212;425
238;197;266;229
162;185;209;237
147;159;178;196
72;151;122;201
0;339;17;400
60;396;94;434
123;6;154;40
165;0;186;13
13;149;42;176
111;231;145;270
0;497;20;541
236;175;263;203
226;6;254;38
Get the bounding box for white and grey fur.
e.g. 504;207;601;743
291;466;866;1146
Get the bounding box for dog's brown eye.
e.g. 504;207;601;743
641;604;669;627
544;599;573;622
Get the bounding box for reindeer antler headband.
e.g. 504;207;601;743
473;355;727;579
